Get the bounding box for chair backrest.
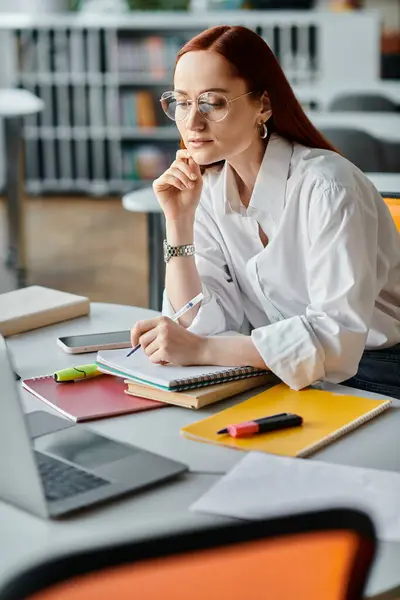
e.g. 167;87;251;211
329;93;399;112
383;197;400;232
0;508;376;600
381;141;400;172
319;127;388;172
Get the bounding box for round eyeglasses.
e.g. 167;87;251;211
160;90;253;123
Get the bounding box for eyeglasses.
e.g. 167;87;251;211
160;90;253;123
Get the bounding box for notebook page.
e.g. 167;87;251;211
97;348;245;387
191;452;400;542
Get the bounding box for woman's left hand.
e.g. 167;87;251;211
130;316;206;366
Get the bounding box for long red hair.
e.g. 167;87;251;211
176;25;337;154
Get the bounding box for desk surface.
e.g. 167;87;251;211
3;302;400;596
307;111;400;142
367;173;400;195
0;89;44;117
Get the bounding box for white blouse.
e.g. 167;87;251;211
163;134;400;390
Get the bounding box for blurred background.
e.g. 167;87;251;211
0;0;399;309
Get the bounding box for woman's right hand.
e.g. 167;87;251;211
153;149;203;222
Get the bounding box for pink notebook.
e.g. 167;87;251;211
22;374;165;422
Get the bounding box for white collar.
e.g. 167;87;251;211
220;134;293;226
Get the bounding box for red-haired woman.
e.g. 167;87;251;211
130;26;400;399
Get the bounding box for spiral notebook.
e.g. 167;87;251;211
22;373;165;422
96;348;267;392
124;374;275;409
181;384;392;457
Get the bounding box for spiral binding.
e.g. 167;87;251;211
169;366;265;392
298;399;392;458
30;374;53;381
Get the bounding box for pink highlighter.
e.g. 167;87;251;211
216;412;303;438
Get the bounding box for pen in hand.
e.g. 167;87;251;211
126;292;205;358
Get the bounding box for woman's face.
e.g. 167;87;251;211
173;50;268;165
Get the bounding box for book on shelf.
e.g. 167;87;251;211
121;144;176;180
36;29;57;183
116;35;187;76
136;91;157;128
120;91;157;128
147;36;167;79
120;92;137;127
54;29;73;184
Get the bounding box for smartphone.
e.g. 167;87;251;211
57;331;132;354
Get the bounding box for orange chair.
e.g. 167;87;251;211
383;196;400;232
0;508;376;600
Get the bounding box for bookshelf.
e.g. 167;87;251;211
0;10;381;196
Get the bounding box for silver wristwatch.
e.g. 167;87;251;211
163;239;195;263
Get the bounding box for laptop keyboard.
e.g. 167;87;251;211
35;451;108;502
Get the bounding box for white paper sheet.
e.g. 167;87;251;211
191;452;400;541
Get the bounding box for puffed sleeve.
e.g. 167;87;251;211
251;182;379;389
162;188;245;336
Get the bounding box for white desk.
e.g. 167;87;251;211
366;173;400;195
294;81;400;111
307;111;400;142
3;302;400;597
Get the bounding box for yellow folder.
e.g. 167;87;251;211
181;384;392;458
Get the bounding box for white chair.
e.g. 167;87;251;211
0;89;44;288
122;187;165;311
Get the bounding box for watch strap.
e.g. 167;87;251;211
163;240;195;263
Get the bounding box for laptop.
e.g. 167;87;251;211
0;335;188;518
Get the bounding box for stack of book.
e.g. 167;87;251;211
96;348;276;409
